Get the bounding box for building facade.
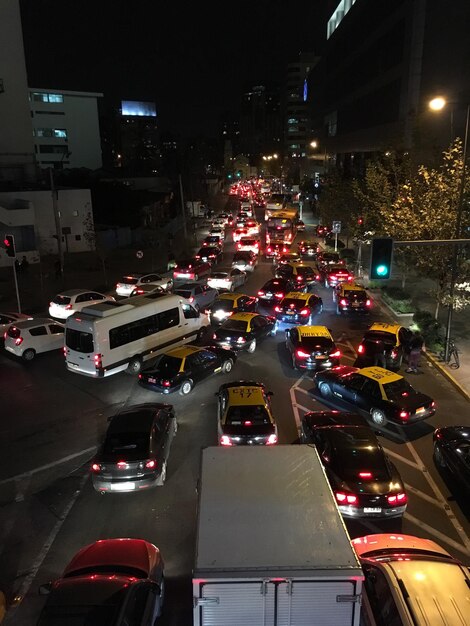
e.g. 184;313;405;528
29;88;103;171
239;85;282;160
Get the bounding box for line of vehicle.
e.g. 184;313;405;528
5;470;90;622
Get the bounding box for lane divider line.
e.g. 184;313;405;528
404;483;443;508
404;512;470;557
383;448;422;471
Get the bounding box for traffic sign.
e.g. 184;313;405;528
136;250;144;259
332;221;341;234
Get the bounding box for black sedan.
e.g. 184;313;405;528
257;278;295;305
301;412;407;519
139;345;236;395
285;325;340;370
297;240;317;258
275;291;323;328
433;426;470;495
196;245;223;264
212;312;276;354
315;365;435;427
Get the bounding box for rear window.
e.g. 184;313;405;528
328;429;388;476
299;337;333;350
295;266;314;277
345;291;367;301
240;238;256;245
102;432;149;459
66;329;94;353
281;298;306;308
233;253;251;261
37;604;121;626
226;405;270;424
154;355;182;377
382;378;417;402
210;273;228;279
364;331;396;345
7;326;20;339
221;320;248;333
120;276;138;285
321;254;339;263
52;295;71;305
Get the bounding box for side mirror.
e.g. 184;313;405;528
39;582;52;595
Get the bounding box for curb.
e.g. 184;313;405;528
425;351;470;403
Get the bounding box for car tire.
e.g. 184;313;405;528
433;443;446;469
247;339;257;354
222;358;233;373
319;382;332;398
180;379;193;395
22;348;36;362
157;460;167;486
370;408;387;427
126;357;142;375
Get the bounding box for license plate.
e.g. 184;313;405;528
286;311;294;315
266;292;273;297
308;250;314;255
352;302;359;307
415;406;425;414
315;355;326;360
111;482;135;491
178;273;190;278
364;507;382;514
148;377;156;384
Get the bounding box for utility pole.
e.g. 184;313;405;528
50;168;64;276
178;174;188;240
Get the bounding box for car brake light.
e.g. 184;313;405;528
94;353;102;369
258;290;265;296
15;337;23;346
63;346;67;357
274;292;284;299
357;344;364;354
237;243;242;249
267;247;272;252
267;434;277;445
297;276;303;281
329;350;341;358
387;492;407;505
347;276;353;281
300;308;309;316
162;380;171;387
296;349;310;358
189;296;194;303
335;492;357;505
65;304;72;310
220;435;233;446
145;459;156;469
399;410;409;420
116;461;127;469
316;274;320;280
91;463;101;472
358;472;372;479
340;299;347;306
366;299;371;306
274;306;281;312
244;420;252;426
283;247;287;252
391;349;398;359
431;401;435;407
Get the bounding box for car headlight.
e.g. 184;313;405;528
213;310;225;319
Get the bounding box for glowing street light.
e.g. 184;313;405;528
310;141;318;149
429;96;446;111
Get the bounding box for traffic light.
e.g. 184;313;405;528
3;234;16;258
227;173;232;179
370;238;393;280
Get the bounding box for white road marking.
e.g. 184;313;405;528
290;373;307;431
292;403;311;414
383;448;422;471
5;471;90;620
404;483;442;507
0;446;97;486
404;512;470;557
295;386;310;396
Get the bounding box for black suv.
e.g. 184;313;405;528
91;404;177;492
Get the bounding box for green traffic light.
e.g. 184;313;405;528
376;264;388;276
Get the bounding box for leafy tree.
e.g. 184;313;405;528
319;170;360;240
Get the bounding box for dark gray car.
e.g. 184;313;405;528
91;404;177;493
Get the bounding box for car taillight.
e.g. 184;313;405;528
162;380;171;387
335;492;358;505
274;306;281;312
94;353;102;369
431;401;435;407
391;349;398;359
116;461;127;469
237;243;242;249
145;459;156;469
366;299;371;306
300;308;309;316
258;290;265;296
267;434;277;445
189;296;194;303
65;304;72;310
63;346;67;357
236;336;246;344
15;337;23;346
358;472;372;479
347;276;353;281
387;492;407;505
340;299;347;306
316;274;320;280
91;463;101;472
267;247;272;252
220;435;233;446
274;292;284;299
329;350;341;358
357;344;364;354
296;276;303;281
296;349;310;358
283;247;287;252
399;410;409;420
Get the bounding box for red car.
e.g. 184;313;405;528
38;539;165;623
173;258;211;281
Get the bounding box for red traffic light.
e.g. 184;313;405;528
357;216;364;225
3;234;16;257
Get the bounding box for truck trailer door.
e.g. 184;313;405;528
276;580;361;626
196;581;275;626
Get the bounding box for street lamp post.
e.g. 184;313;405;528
429;98;469;361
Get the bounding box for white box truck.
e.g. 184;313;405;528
193;446;363;626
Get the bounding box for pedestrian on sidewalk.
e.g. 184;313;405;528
406;331;425;373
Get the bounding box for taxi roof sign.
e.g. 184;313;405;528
369;322;401;333
298;325;332;339
227;385;266;405
341;284;365;292
359;367;402;383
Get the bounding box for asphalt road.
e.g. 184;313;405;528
1;196;469;625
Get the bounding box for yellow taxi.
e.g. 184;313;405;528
285;325;341;370
208;292;258;325
315;365;435;426
356;322;413;370
216;381;278;446
335;283;371;314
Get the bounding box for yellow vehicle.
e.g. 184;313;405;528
356;322;413;371
216;381;277;446
335;284;371;314
209;292;258;325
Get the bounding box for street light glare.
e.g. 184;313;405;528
310;141;318;148
429;97;446;111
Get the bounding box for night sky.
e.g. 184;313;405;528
20;0;331;137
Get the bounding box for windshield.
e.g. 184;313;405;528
212;300;234;312
226;405;270;424
221;320;248;333
52;295;71;305
66;329;94;354
383;379;417;402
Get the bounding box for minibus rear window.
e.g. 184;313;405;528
66;328;94;353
